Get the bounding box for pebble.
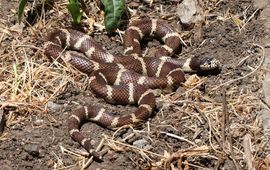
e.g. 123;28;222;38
133;139;148;148
176;0;204;27
129;1;140;8
46;101;63;112
24;144;40;157
31;115;44;126
194;139;202;144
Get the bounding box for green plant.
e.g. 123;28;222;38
101;0;125;32
17;0;126;32
67;0;83;25
18;0;28;24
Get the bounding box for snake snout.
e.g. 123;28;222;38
199;57;220;71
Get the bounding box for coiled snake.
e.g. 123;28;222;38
44;18;220;159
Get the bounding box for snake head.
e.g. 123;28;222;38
188;56;221;74
199;57;220;71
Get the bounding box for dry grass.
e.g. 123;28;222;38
0;0;269;170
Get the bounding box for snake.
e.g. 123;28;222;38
44;18;220;159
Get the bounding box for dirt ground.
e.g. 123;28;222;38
0;0;269;169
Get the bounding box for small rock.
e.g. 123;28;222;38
133;139;148;148
194;139;202;144
129;1;140;8
176;0;204;27
9;23;25;34
0;109;5;134
46;101;63;112
31;115;44;126
223;159;235;170
21;152;33;161
24;144;40;157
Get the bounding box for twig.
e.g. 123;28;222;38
160;131;197;146
104;135;165;158
228;134;241;170
215;88;228;170
60;145;87;157
243;134;255;170
221;88;228;147
164;146;211;169
14;44;44;52
260;98;270;112
241;8;260;31
117;29;124;44
237;55;250;67
81;138;106;170
0;101;47;113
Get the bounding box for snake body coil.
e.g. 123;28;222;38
44;18;220;159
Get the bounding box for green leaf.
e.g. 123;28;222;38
101;0;125;32
67;0;83;24
18;0;28;23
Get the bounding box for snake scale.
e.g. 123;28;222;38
44;18;220;159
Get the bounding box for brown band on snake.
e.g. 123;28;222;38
44;18;220;159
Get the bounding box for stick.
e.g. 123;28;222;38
243;134;255;170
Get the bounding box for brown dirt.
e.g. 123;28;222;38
0;0;269;169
